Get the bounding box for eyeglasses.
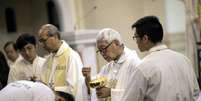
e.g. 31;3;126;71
132;35;140;40
39;36;50;43
96;42;113;53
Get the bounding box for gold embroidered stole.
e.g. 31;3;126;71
44;48;70;87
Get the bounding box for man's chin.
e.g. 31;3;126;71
139;48;146;52
105;58;112;62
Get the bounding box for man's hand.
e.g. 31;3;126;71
96;86;111;98
82;67;91;94
82;67;91;81
30;76;37;82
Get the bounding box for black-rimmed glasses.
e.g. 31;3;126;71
39;36;50;43
132;35;140;40
96;42;113;53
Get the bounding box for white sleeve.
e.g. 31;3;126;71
8;67;18;83
75;80;90;101
98;63;111;77
121;69;147;101
66;50;84;95
33;82;55;101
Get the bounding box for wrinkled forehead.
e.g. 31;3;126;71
97;40;109;47
38;29;49;37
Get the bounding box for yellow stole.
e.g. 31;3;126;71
43;48;70;87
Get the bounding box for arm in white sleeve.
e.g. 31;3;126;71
121;69;147;101
66;51;84;97
8;67;18;83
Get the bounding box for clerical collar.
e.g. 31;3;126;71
114;46;127;64
148;44;168;53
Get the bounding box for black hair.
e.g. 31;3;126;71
16;33;36;50
132;16;163;43
55;91;75;101
0;51;10;90
3;41;17;51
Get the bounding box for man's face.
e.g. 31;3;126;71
20;43;36;63
4;44;18;62
132;29;147;52
96;40;117;62
38;30;55;52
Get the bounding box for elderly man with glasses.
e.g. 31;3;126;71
37;24;86;101
82;28;141;101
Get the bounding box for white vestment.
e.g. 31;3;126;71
8;56;46;83
42;40;86;101
92;47;141;101
0;80;55;101
7;55;23;68
122;44;200;101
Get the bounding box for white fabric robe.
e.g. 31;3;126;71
0;80;55;101
8;56;46;83
42;40;87;101
122;44;200;101
92;47;141;101
7;55;23;68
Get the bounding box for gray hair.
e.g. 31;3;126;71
96;28;123;45
39;24;60;39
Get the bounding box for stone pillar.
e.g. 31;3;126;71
54;0;75;32
62;30;99;76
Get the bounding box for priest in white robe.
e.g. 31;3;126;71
82;28;141;101
122;16;200;101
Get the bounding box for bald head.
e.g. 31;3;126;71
38;24;60;39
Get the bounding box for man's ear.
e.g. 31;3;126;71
142;35;149;44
